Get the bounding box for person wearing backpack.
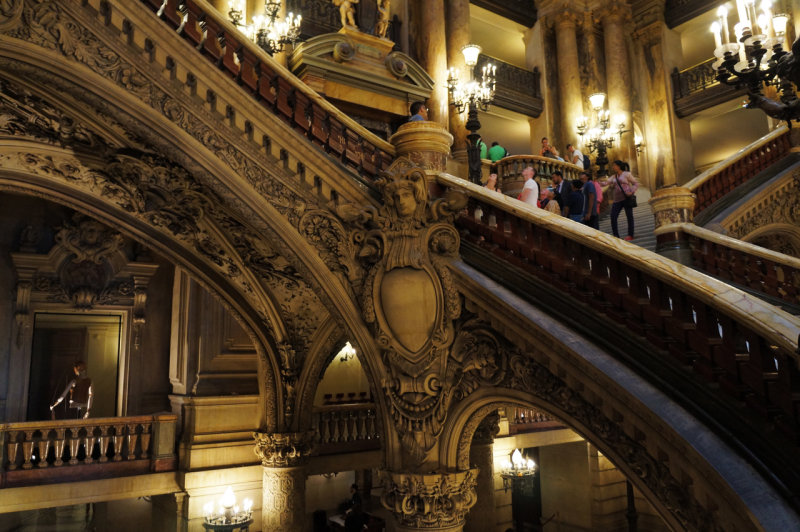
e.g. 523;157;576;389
567;143;583;166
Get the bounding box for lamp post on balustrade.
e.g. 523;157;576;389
447;44;496;184
576;92;625;177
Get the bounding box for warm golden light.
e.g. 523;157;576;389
772;13;789;35
461;44;482;67
588;92;606;110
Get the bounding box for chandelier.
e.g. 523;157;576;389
709;1;798;123
575;92;625;176
202;486;254;530
500;448;537;492
446;44;497;184
228;0;302;55
337;341;357;363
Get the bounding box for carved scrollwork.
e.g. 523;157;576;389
0;0;24;32
253;430;315;467
379;469;478;530
385;52;408;78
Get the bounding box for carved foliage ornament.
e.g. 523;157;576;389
253;430;315;467
337;161;466;464
379;469;478;530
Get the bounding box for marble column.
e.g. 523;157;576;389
253;431;315;532
650;187;696;265
554;10;583;152
413;0;449;128
463;415;498;532
445;0;471;161
380;469;479;532
601;5;634;166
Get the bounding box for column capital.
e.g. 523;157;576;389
649;186;696;229
552;8;581;29
253;430;315;467
632;20;664;45
596;3;632;25
631;0;666;28
380;469;478;531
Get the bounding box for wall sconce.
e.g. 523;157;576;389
634;135;645;155
338;341;356;363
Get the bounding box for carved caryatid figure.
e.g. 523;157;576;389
332;0;359;28
375;0;390;38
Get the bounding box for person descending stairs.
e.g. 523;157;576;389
597;188;657;252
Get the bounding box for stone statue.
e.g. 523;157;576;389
375;0;390;38
332;0;359;28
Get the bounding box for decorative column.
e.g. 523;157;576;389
253;431;315;532
464;413;500;532
413;0;449;128
649;187;696;265
554;10;583;151
600;5;634;165
631;1;694;189
380;469;478;532
445;0;471;161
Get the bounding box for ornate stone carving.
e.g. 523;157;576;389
337;161;467;464
380;469;478;530
725;173;800;240
649;186;696;229
471;410;500;445
253;431;315;467
262;466;307;532
0;0;23;31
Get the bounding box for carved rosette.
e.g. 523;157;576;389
253;430;315;467
379;469;478;531
337;160;467;464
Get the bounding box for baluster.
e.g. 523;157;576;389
342;411;352;442
21;430;35;470
140;426;152;459
99;425;112;463
127;424;140;460
320;412;331;443
356;410;367;441
85;426;97;464
53;428;66;466
6;430;19;470
68;428;81;465
365;410;375;439
112;425;123;461
331;411;341;443
40;429;52;467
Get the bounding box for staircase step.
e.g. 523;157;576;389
598;188;656;252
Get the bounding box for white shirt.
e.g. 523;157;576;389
572;148;584;167
522;178;539;207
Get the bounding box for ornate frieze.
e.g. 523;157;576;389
724;172;800;241
379;469;478;530
253;430;316;467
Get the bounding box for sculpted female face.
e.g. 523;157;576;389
393;186;418;218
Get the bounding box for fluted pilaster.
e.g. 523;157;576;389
414;0;449;128
445;0;471;160
600;4;634;165
554;10;584;151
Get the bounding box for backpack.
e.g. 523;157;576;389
582;153;592;171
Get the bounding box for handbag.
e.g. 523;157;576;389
616;178;637;208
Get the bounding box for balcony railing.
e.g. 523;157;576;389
140;0;394;184
492;155;583;197
671;59;745;117
312;403;380;455
475;54;542;117
470;0;537;27
508;408;564;434
438;173;800;443
684;126;791;218
0;414;177;488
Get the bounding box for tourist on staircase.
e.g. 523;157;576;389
602;161;639;241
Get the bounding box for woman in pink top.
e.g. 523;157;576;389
605;160;638;241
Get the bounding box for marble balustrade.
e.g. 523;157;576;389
0;415;177;488
684;126;791;216
438;173;800;442
312;403;380;454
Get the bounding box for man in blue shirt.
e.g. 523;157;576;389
409;101;428;121
580;171;598;229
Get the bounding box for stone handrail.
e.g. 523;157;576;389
492;155;584;198
0;414;177;488
672;58;719;100
659;223;800;306
312;403;380;454
438;173;800;440
508;408;563;434
683;126;791;216
140;0;394;184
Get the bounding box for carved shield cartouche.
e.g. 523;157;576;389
338;160;466;463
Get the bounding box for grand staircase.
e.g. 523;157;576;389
598;188;657;252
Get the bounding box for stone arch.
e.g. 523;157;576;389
741;222;800;257
0;33;390;432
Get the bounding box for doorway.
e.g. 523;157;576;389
27;313;122;421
